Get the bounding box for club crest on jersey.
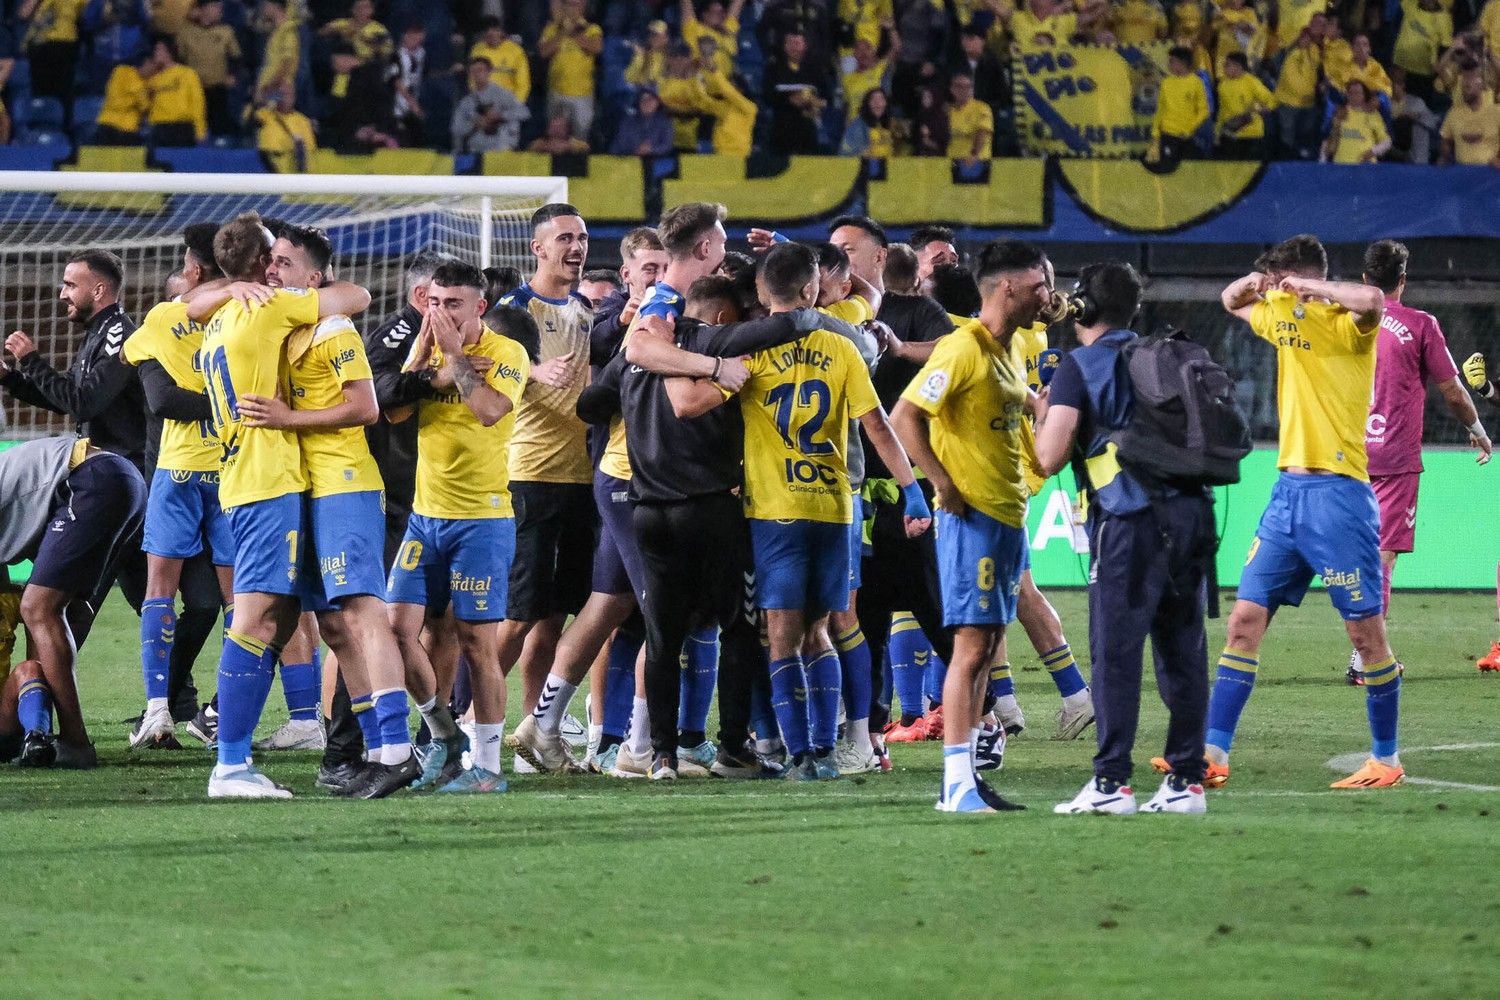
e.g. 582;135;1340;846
918;369;949;403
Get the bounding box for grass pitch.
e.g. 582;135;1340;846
3;590;1498;999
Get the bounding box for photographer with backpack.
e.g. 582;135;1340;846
1034;262;1249;816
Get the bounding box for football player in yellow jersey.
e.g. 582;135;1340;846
892;239;1052;813
387;261;529;793
184;212;371;798
1201;234;1405;790
736;243;929;781
227;224;417;799
121;224;236;750
493;203;594;726
510;202;727;777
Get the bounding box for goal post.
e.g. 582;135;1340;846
0;171;568;438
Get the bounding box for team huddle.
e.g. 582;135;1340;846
0;198;1492;813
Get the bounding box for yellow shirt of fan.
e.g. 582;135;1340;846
1329;108;1388;162
25;0;84;45
1250;290;1375;481
286;317;382;498
541;19;602;98
1010;322;1049;498
412;329;529;520
1218;73;1277;138
471;38;531;102
201;288;318;507
740;330;880;525
497;285;593;484
682;13;740;75
842;58;889;120
1393;2;1452;76
1011;10;1076;46
123;300;220;473
948;98;995;157
1114;0;1167;45
1155;73;1209;139
257;19;301;95
97;64;150;134
1276;0;1325;46
148;63;207;141
901;319;1027;528
1275;43;1321;107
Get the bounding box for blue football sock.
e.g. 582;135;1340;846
889;613;927;720
677;626;719;737
805;648;842;750
1360;655;1401;761
17;678;51;734
280;648;321;721
603;630;641;739
880;645;893;710
749;646;777;744
351;692;382;755
1206;648;1259;754
374;687;411;749
139;597;175;702
1040;642;1087;697
767;654;810;756
835;624;872;723
923;647;946;709
216;631;277;767
989;662;1015;700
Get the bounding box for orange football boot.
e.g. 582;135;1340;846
1330;758;1405;789
1151;755;1229;788
1478;642;1500;673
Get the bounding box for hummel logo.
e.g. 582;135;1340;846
1404;506;1416;528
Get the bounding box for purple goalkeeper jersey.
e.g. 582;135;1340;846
1366;298;1459;477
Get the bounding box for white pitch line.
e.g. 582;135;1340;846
1326;744;1500;793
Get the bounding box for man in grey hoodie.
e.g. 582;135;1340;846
452;56;530;154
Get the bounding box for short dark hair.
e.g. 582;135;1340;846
1225;51;1249;70
279;222;333;276
581;268;623;292
811;240;849;273
183;222;222;279
883;242;919;293
1168;45;1194;64
530;202;583;234
717;249;756;281
430;259;487;293
1079;261;1142;328
469;55;492;69
152;34;179;62
687;273;739;314
910;225;955;252
759;242;818;304
657;201;727;258
68;249;124;293
487;303;541;362
1363;239;1408;293
483;264;523;303
929;263;981;317
407;248;456;295
213;212;272;280
1255;233;1328;278
829;214;888;248
974;239;1046;286
480;15;503;31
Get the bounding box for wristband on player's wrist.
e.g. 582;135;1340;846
1470;419;1489;438
770;231;789;243
900;480;931;519
710;357;723;382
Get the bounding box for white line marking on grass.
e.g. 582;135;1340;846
1326;743;1500;792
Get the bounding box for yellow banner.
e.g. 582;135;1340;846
1013;44;1170;157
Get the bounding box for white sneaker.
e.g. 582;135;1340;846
996;699;1026;736
583;694;602;766
1141;775;1207;814
251;717;326;751
128;704;178;750
207;764;293;799
505;715;583;773
1053;691;1096;740
559;711;588;750
833;738;878;774
511;754;537;774
974;725;1005;772
458;718;476;770
610;743;651;778
1053;776;1137;815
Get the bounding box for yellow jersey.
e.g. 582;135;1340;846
740;330;880;525
148;63;207;140
1276;0;1325;46
411;329;529;519
1012;10;1077;46
1275;43;1321;107
1114;0;1168;45
541;19;602;98
1483;0;1500;54
1329;108;1388;162
257;19;300;96
123;300;220;473
1249;290;1375;481
201;288;319;507
497;284;593;485
97;64;150;134
256;107;317;173
820;296;874;326
286;317;382;498
25;0;84;46
1155;73;1210;139
842;58;890;120
900;319;1027;528
682;13;740;76
948;98;995;158
1217;73;1277;138
1010;323;1049;498
1441;99;1500;165
1393;1;1451;75
471;38;531;102
175;21;242;88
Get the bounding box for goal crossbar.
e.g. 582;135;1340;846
0;171;570;202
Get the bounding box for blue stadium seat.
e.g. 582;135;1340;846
20;128;69;148
73;94;104;129
25;96;64;129
9;58;29;88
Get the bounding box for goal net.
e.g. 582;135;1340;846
0;171;568;439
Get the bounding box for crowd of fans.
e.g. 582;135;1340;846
0;0;1494;166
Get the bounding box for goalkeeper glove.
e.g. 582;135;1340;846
1463;352;1488;390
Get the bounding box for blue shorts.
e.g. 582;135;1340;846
847;493;865;591
591;473;645;599
387;513;515;622
935;508;1026;628
301;490;388;613
750;518;850;614
225;493;305;597
143;468;234;564
1237;472;1383;622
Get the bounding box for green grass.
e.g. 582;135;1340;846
4;591;1500;999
